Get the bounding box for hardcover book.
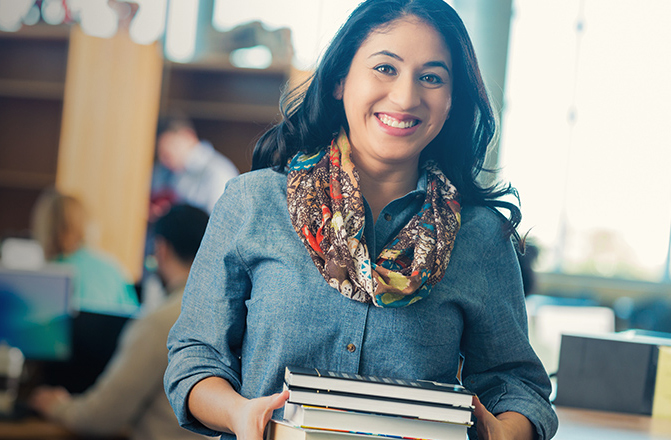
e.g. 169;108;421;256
284;366;474;409
286;387;473;425
284;403;469;440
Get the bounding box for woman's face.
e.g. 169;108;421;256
336;16;453;172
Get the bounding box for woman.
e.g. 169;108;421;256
164;1;558;439
31;188;139;314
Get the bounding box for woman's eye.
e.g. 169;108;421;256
374;65;396;75
420;74;444;85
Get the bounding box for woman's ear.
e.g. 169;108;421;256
333;80;344;100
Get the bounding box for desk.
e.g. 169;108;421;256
0;417;129;440
2;409;671;439
0;417;74;439
554;406;671;439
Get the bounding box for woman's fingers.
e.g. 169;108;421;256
243;390;291;440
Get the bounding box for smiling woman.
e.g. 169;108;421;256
163;1;558;440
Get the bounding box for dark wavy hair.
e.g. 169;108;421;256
252;0;521;235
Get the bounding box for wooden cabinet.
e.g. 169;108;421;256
0;25;293;267
0;25;69;238
159;59;291;173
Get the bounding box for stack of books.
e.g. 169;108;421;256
266;366;474;440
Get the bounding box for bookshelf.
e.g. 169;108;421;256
159;58;291;173
0;25;69;238
0;24;294;277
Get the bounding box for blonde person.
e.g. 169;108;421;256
31;189;138;314
164;1;558;439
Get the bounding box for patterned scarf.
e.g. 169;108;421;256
287;130;461;307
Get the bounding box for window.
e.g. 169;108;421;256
500;0;671;282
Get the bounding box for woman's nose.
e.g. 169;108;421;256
388;76;421;110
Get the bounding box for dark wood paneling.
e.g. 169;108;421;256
0;187;44;239
0;27;68;239
0;97;62;175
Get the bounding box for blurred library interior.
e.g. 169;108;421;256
0;0;671;431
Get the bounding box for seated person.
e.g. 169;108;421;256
29;204;214;440
30;188;138;314
150;114;239;218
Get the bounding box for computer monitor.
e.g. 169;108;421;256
0;265;74;361
44;310;133;393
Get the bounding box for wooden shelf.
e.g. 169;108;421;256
0;27;69;84
0;24;70;41
0;25;68;237
0;170;55;190
165;68;287;104
167;99;280;123
165;58;291;76
160;55;291;173
0;79;64;100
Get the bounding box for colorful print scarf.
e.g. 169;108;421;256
287;130;461;307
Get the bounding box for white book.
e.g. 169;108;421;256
287;388;473;425
284;403;468;440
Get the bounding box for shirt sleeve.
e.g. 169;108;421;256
164;176;251;437
459;210;558;440
46;313;168;435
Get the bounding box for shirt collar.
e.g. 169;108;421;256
415;166;429;194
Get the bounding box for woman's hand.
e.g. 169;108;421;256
188;376;289;440
473;396;535;440
231;390;289;440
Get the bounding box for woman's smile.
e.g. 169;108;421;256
376;112;421;130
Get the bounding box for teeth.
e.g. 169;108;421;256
378;114;418;129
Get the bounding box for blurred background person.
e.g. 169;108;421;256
150;114;239;219
144;114;239;305
29;204;213;440
30;188;139;314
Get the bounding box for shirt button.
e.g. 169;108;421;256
346;343;356;353
384;213;392;221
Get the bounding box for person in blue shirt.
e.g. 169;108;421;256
150;114;239;218
31;188;138;314
164;1;558;439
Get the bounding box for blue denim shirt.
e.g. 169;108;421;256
165;168;558;440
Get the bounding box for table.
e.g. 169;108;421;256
554;406;671;439
0;417;74;439
0;417;128;439
2;407;671;439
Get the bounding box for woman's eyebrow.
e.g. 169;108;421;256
424;60;451;73
369;50;450;73
369;50;403;61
